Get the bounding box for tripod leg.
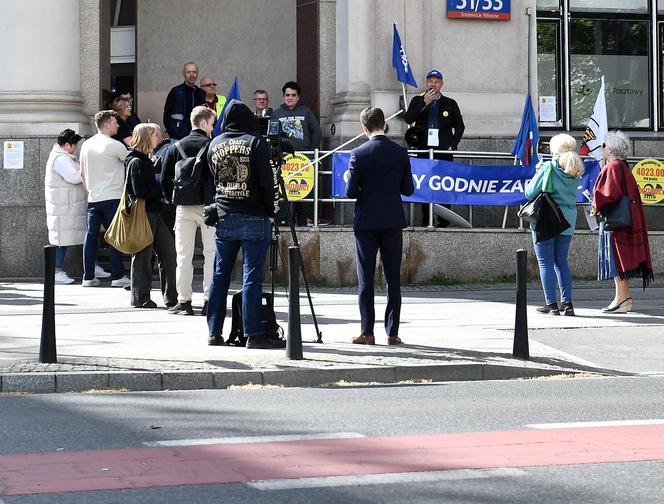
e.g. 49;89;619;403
278;177;323;343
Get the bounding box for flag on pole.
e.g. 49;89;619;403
579;76;608;161
213;76;241;137
392;23;417;87
512;94;540;167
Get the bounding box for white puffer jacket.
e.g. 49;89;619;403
44;145;88;246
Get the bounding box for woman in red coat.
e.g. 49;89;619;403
592;130;654;313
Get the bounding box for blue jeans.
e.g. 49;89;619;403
55;246;67;270
83;199;126;280
532;231;573;304
206;213;272;338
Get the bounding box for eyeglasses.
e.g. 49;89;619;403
202;83;217;87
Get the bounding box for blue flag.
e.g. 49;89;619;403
212;76;241;137
512;95;540;167
392;23;417;87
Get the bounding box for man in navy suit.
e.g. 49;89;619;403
346;106;414;345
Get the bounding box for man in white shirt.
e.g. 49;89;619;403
79;110;131;287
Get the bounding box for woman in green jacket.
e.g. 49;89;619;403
524;133;584;316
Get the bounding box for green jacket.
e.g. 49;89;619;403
524;159;579;236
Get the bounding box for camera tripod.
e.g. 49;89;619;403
268;161;323;344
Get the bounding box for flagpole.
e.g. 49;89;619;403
401;83;408;112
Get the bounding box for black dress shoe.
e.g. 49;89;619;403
536;302;560;315
133;300;157;309
200;301;208;316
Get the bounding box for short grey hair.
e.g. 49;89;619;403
604;130;631;160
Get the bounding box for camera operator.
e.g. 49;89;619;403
404;69;464;227
205;100;284;349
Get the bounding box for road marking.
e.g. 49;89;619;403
248;467;527;491
143;432;365;447
526;419;664;429
4;425;664;496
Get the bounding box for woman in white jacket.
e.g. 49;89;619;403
44;129;90;284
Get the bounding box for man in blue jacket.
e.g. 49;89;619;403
346;106;414;345
163;62;206;140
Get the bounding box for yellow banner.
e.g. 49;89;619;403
633;158;664;205
281;153;315;201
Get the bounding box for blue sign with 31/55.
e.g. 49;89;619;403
447;0;511;20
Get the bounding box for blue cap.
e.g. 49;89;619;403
426;69;443;80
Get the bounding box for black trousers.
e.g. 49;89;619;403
354;228;403;337
130;211;178;307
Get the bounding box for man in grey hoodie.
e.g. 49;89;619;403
271;81;322;152
271;81;322;225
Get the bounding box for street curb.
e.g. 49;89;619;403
0;363;588;394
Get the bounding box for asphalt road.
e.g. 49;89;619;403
2;376;664;503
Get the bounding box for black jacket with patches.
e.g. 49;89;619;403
207;100;276;218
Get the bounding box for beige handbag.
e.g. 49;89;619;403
104;165;153;254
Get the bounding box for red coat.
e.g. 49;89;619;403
592;159;654;287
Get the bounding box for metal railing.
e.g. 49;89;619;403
286;148;663;228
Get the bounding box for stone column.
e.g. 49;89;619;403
330;0;374;144
0;0;90;136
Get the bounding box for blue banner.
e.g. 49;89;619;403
332;153;600;205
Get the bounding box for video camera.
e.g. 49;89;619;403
260;117;294;166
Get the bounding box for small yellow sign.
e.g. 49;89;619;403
282;153;314;201
633;158;664;205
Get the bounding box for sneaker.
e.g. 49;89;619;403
536;302;560;315
82;277;101;287
561;301;575;317
111;276;130;288
168;301;193;315
200;301;209;316
94;265;111;278
246;334;287;349
54;271;75;285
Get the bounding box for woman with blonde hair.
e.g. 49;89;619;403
124;123;177;309
592;130;653;312
524;133;584;316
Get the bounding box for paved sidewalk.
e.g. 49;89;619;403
1;280;663;393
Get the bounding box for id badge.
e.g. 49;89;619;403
427;128;439;147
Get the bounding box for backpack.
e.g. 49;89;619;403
172;142;209;206
226;291;284;346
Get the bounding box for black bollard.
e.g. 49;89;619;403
286;246;303;360
39;245;57;363
513;248;529;359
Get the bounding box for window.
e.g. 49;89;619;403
570;19;650;128
536;0;560;10
570;0;648;13
537;21;562;124
537;0;655;130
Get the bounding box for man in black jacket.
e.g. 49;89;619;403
404;69;465;227
205;100;282;349
160;106;216;316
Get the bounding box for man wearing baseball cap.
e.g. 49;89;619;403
404;69;465;227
